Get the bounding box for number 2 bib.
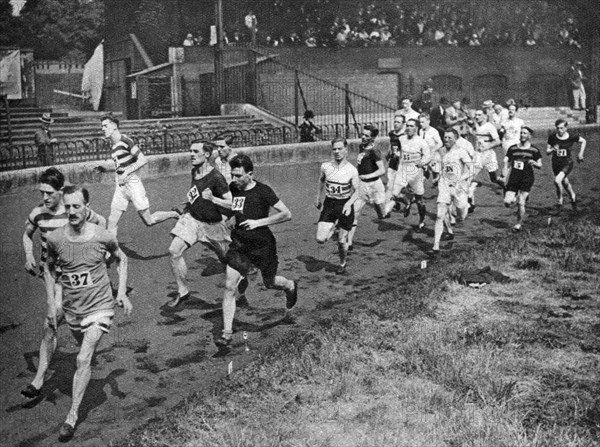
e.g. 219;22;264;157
513;160;524;170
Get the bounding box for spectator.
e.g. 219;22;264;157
183;33;195;46
34;113;57;166
491;103;509;130
245;10;258;42
299;110;321;142
569;61;586;111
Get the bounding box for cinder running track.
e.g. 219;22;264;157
0;141;598;446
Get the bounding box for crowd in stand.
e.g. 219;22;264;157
214;1;586;49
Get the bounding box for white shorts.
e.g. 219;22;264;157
479;149;498;172
437;180;469;209
111;179;150;212
171;213;231;258
386;168;397;191
393;163;425;196
356;179;385;207
49;308;114;334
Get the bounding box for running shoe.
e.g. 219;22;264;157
58;423;75;442
285;281;298;309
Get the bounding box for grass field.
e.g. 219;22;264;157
112;205;600;446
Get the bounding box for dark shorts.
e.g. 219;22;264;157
552;158;574;177
225;229;278;282
318;197;355;231
506;175;534;193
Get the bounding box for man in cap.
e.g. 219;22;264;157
34;113;58;166
569;60;586;111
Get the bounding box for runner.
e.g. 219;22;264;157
167;141;234;307
315;137;359;274
500;104;524;155
394;118;431;229
546;118;586;210
469;108;502;211
347;125;387;249
502;127;542;231
22;168;107;410
418;111;443;180
432;128;473;254
219;154;298;346
396;96;420;123
98;114;178;237
212;135;235;184
21;185;131;442
383;114;405;216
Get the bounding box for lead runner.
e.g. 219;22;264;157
21;185;131;442
315;137;359;274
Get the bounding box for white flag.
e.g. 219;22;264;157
81;42;104;111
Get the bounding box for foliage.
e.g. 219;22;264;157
4;0;104;61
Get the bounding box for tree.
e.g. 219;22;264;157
0;0;27;47
17;0;104;61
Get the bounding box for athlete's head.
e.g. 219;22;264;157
493;103;503;114
507;104;518;118
213;135;232;159
361;125;379;144
401;96;413;110
39;167;65;210
443;128;459;149
555;118;568;136
190;140;212;166
405;119;418;137
418;113;430;129
62;185;90;229
229;154;254;189
331;137;348;162
101;114;120;139
520;126;533;143
393;114;405;132
474;109;486;124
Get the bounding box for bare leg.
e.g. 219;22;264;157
554;172;566;205
65;326;104;427
30;326;57;390
433;203;449;251
337;229;350;267
107;208;124;237
139;208;179;226
169;236;190;298
223;266;242;334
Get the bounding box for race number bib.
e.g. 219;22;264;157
232;197;246;212
513;161;525;170
65;270;93;288
557;149;567;157
326;182;351;199
401;153;413;162
112;156;120;170
187;185;200;204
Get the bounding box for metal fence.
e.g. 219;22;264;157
0;120;389;172
254;56;396;136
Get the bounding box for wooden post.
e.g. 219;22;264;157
214;0;225;108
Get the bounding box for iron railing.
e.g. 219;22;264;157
0;120;390;172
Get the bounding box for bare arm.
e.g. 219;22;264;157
315;170;326;209
109;245;132;316
23;222;38;275
577;136;587;161
239;200;292;231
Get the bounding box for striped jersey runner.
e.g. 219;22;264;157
111;135;140;175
